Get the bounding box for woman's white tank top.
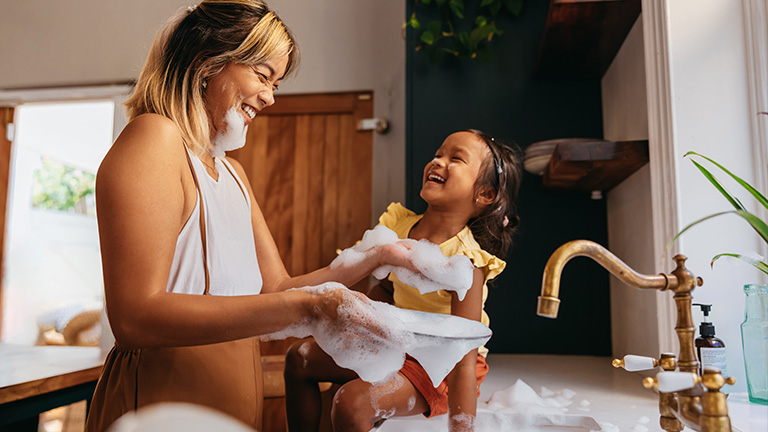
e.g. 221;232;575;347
166;149;263;296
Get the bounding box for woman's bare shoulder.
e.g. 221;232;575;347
114;114;183;151
102;114;186;169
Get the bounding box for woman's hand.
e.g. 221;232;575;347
306;283;370;322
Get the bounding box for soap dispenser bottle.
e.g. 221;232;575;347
693;303;728;380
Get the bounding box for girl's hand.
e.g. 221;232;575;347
376;240;417;273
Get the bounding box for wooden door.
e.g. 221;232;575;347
0;107;13;336
228;91;373;432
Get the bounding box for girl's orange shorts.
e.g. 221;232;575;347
399;354;489;418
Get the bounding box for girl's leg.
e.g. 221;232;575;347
284;337;358;432
331;372;428;432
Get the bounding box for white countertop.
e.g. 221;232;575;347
379;354;768;432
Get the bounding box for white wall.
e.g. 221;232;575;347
0;0;406;220
662;0;763;393
602;17;661;360
606;0;767;393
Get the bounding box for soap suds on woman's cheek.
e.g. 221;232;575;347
211;105;247;157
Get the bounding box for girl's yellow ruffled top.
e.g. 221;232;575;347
378;202;506;357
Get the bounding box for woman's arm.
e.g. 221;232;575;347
98;115;341;349
226;157;412;293
446;266;486;432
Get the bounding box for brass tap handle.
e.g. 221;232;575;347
658;353;678;371
701;368;736;392
612;355;659;371
644;371;699;393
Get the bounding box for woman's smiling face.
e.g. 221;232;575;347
205;52;289;136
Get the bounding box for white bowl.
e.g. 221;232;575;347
523;154;552;176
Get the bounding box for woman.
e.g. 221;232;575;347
86;1;409;430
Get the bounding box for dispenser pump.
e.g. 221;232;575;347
693;303;716;337
692;303;728;385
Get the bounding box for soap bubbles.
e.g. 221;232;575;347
262;282;491;386
331;226;475;301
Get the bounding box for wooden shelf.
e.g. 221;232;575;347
535;0;642;79
541;139;648;192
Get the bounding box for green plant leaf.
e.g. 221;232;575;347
408;13;421;29
449;0;465;19
420;30;435;45
475;15;488;28
736;209;768;244
489;0;502;16
470;24;496;48
689;159;745;210
481;0;494;7
669;211;735;248
504;0;524;16
672;209;768;246
421;0;432;5
711;253;768;276
686;151;768;210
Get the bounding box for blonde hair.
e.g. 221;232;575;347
125;0;299;156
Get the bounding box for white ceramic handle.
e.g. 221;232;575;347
657;371;698;392
623;355;656;371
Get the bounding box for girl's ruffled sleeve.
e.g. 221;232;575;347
377;202;415;231
459;249;506;282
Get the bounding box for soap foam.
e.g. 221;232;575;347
370;373;405;418
476;380;603;432
262;282;490;386
211;105;247;157
450;413;476;431
330;225;475;301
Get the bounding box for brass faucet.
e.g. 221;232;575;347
537;240;734;432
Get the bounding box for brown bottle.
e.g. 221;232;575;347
693;303;728;392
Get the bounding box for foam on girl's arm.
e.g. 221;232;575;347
330;225;475;301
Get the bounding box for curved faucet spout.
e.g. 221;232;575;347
537;240;677;318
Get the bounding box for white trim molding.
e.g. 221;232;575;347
0;83;133;106
743;0;768;266
641;0;679;354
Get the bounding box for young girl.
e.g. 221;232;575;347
284;129;523;432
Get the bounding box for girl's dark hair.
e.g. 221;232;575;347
466;129;523;258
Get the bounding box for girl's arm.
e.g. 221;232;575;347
99;115;360;349
446;266;486;432
226;157;412;293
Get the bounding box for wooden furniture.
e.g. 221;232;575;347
0;107;14;336
541;139;649;192
0;344;103;430
535;0;642;78
230;91;374;432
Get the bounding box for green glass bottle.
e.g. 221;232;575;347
741;284;768;405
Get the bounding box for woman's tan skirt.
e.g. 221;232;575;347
85;338;263;432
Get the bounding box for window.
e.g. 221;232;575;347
1;101;114;344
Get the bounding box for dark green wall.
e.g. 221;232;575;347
405;1;612;355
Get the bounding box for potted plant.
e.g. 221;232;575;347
673;151;768;405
